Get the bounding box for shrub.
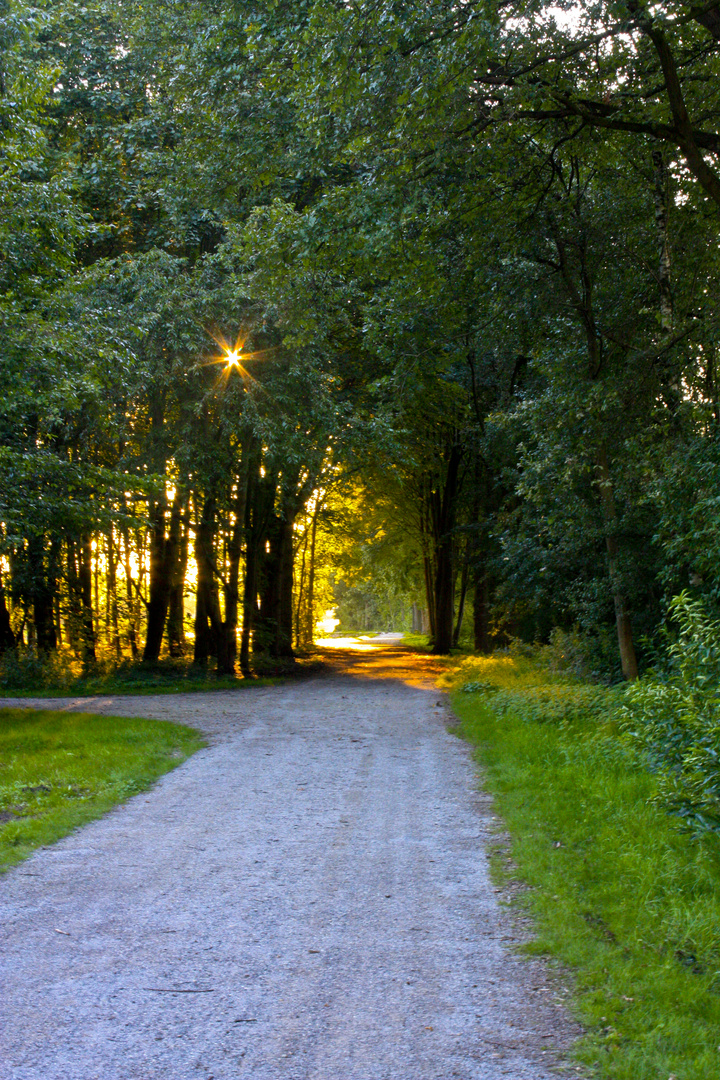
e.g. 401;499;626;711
531;626;622;682
454;605;720;835
622;592;720;834
0;647;80;692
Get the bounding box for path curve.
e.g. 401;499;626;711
0;645;578;1079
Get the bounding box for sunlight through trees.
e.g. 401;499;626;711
1;0;720;680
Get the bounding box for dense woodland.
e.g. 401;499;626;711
2;0;720;680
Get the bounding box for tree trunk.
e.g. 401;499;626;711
304;498;322;646
452;543;470;648
239;448;268;676
255;510;280;656
29;533;57;653
66;539;81;654
143;497;169;663
419;490;437;644
433;539;454;652
223;464;248;666
78;534;96;665
193;496;213;667
143;492;183;663
596;448;638;681
252;469;281;656
0;570;15;651
422;553;436;643
431;441;462;655
555;227;639;680
653;149;673;333
240;497;257;678
473;558;492;654
121;524;138;659
194;496;232;674
107;530;121;660
275;509;296;658
254;470;300;661
93;535;99;642
295;519;310;648
167;502;189;657
142;387;169;661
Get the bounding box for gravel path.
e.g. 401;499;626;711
0;645;578;1080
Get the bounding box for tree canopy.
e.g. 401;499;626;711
2;0;719;679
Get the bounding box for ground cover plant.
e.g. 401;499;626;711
400;632;432;650
448;654;720;1080
0;707;204;872
0;649;321;697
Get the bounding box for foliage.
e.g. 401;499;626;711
654;436;720;604
623;593;720;834
532;627;624;683
0;646;80;692
454;607;720;835
0;649;302;696
3;0;720;677
0;706;204;872
321;479;426;633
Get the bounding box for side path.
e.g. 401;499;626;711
0;648;579;1080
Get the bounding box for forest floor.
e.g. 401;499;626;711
0;642;579;1080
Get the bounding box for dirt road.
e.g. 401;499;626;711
0;644;577;1079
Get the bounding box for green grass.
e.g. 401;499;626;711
401;631;432;649
0;707;204;872
449;655;720;1080
401;631;475;653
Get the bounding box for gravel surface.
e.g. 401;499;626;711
0;645;579;1079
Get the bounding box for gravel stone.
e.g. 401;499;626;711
0;646;579;1079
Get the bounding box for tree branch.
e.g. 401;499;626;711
627;0;720;208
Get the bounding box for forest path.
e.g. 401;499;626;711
0;644;578;1080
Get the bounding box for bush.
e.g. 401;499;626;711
454;604;720;835
532;626;622;682
622;593;720;834
0;647;80;692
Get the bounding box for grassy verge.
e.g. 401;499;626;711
401;631;475;654
0;707;204;872
401;631;432;650
448;655;720;1080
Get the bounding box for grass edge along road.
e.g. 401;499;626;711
0;707;204;874
447;655;720;1080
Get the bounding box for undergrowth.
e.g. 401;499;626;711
448;653;720;1080
622;593;720;833
0;648;318;697
0;707;204;871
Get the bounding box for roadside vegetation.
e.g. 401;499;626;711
447;597;720;1080
0;707;204;872
0;649;318;698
